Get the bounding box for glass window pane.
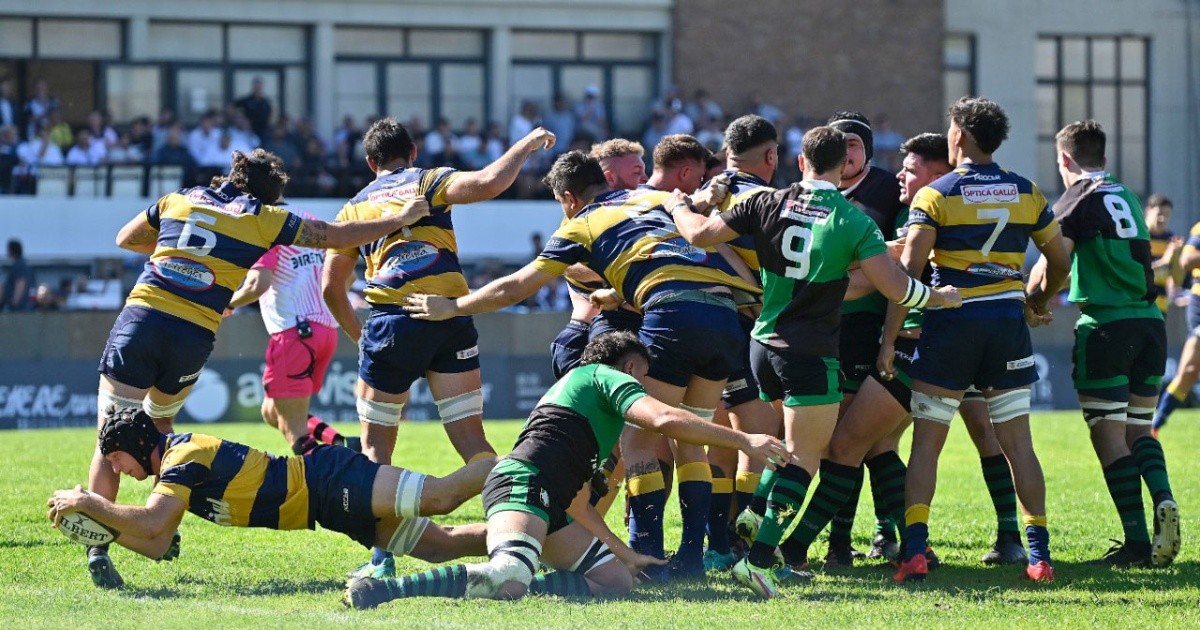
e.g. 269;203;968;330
284;66;307;119
229;25;306;63
335;62;378;124
1063;84;1087;124
0;18;33;57
409;30;484;58
38;20;121;59
560;65;605;103
1120;139;1146;193
512;31;576;60
510;64;553;121
1121;38;1146;80
176;69;225;125
1091;38;1116;80
1090;85;1117;134
106;66;161;122
1037;139;1061;197
1061;38;1087;80
944;71;971;111
148;23;223;61
1035;85;1058;136
386;63;431;128
944;34;973;69
440;64;484;129
1121;86;1146;139
336;27;404;56
612;66;653;136
1035;38;1057;79
582;33;653;61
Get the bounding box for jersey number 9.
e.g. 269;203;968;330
782;225;813;279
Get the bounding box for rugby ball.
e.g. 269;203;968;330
59;512;121;546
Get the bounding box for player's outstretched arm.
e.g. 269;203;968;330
622;397;790;467
403;262;559;321
566;485;665;577
48;487;185;559
294;198;430;249
859;253;961;310
322;251;363;344
227;267;272;310
668;192;739;247
442;128;555;205
116;212;159;255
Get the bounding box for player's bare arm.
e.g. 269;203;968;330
622;396;790;467
321;250;362;344
115;212;159;255
1026;231;1071;317
565;486;665;576
668;191;739;247
295;198;430;249
403;263;559;321
227;267;273;310
859;253;961;310
48;487;185;558
443;128;556;204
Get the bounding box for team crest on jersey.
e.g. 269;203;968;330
961;184;1019;204
378;241;440;279
648;237;707;263
152;257;216;291
965;262;1022;279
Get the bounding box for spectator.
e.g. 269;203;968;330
150;108;177;152
696;116;724;153
0;78;16;130
2;239;33;311
187;111;221;165
12;125;64;193
295;136;336;196
574;85;608;141
151;123;196;171
45;108;73;150
423;117;457;164
86;110;119;150
641;111;667;154
333;115;361;150
749;93;784;126
542;94;576;154
197;130;235;168
685;89;723;127
530;232;543;259
457;118;483;158
263;122;302;171
484;121;506;162
510;100;538;145
664;99;694;135
226;111;259;154
534;277;570;311
30;283;61;311
234;76;272;140
65;129;106;166
23;79;58;139
128;116;153;157
0;126;17;193
105;132;144;165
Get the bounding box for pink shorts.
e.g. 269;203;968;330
263;322;339;398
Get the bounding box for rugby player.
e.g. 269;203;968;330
88;149;432;588
892;97;1071;583
1027;120;1179;566
1151;195;1200;434
51;407;494;590
322;118;554;578
342;332;791;607
671;126;961;598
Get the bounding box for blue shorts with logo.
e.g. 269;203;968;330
304;445;380;549
359;307;480;394
550;319;590;379
97;306;215;395
722;312;761;408
909;301;1037;391
639;290;744;387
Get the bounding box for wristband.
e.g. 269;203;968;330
897;276;932;309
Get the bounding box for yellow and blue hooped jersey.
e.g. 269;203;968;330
127;183;302;333
152;433;310;530
709;169;774;273
1184;223;1200;301
906;162;1059;305
532;189;761;311
1148;230;1174;312
333;167;467;307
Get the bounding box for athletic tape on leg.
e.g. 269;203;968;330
570;537;617;574
385;516;431;557
465;531;542;598
394;469;427;518
436;389;484;424
1081;400;1127;428
680;403;715;422
99;392;142;418
143;397;185;418
1126;406;1154;426
910;391;960;425
357;398;404;427
987;389;1031;424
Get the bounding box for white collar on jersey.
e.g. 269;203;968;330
800;179;839;191
1080;169;1108;180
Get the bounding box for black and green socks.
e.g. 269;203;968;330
865;451;907;541
382;564;468;599
1102;455;1150;547
748;467;777;516
779;460;861;564
1130;436;1175;505
828;464;864;548
749;463;812;568
980;454;1020;538
530;571;593;597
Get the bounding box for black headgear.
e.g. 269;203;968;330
828;117;874;163
98;406;160;476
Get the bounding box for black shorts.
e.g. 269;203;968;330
722;313;761;409
839;311;885;394
98;306;216;395
482;458;571;534
1073;315;1166;400
304;445;381;549
550;319;590;379
874;336;919;412
751;341;842;407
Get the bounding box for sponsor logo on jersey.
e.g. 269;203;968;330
290;251;324;269
1097;184;1124;193
186;189;247;215
961;184;1019;204
368;182;420;204
152;257;216;291
782;199;832;223
648;237;708;263
972;173;1001;181
965;262;1023;279
456;346;480;360
378;241;440;279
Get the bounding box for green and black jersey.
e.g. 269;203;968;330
1055;172;1160;323
507;363;647;503
721;179;888;355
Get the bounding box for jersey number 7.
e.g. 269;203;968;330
977;208;1010;256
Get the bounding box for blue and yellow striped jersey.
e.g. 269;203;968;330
152;433;310;530
127;183;303;333
332;167;466;307
1147;230;1173;312
1184;223;1200;299
906;162;1059;305
532;189;761;311
708;170;774;273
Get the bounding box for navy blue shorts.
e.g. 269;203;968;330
722;312;761;408
640;295;744;387
97;306;215;395
589;308;643;339
304;445;380;549
1188;297;1200;337
359;310;480;394
910;302;1037;391
550;319;590;379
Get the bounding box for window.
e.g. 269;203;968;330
0;18;34;57
1036;35;1149;195
943;33;975;111
105;66;161;122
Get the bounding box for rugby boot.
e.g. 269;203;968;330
1151;498;1181;567
732;558;782;600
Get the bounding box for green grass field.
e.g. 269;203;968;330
3;411;1199;628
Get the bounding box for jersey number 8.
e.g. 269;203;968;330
178;214;218;257
1103;194;1138;239
782;225;814;279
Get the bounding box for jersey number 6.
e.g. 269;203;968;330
782;225;814;279
178;214;218;257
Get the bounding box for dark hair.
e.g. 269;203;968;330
827;111;874;161
579;331;651;367
801;126;848;175
899;132;950;165
363;117;416;167
652;134;710;169
1055;120;1106;169
7;238;22;259
211;149;288;204
98;406;161;476
705;152;724;172
1146;193;1173;209
947;96;1009;155
724;115;777;156
542;150;607;198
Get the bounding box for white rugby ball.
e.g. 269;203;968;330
59;511;121;546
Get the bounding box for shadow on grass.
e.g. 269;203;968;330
0;539;57;549
864;560;1200;599
172;574;346;597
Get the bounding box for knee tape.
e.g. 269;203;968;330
1126;406;1154;426
1081;400;1126;428
436;389;484;424
394;469;427;519
570;537;617;575
680;403;715;422
357;398;404;427
385;515;431;557
98;392;142;418
143;397;185;419
466;532;542;598
910;391;960;425
987;389;1031;424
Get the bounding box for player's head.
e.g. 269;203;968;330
1054;120;1107;186
827;111;873;184
590;139;647;190
579;331;652;380
363;117;418;172
724;115;778;177
798;126;847;180
542;151;608;217
897;133;952;205
946;96;1009;160
98;406;161;481
1144;193;1173;235
703;151;725;183
650;134;710;194
215;149;288;204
